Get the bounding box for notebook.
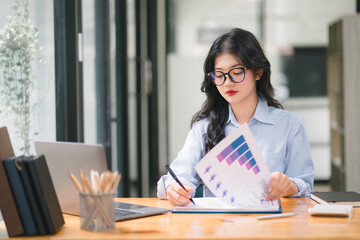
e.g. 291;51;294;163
171;197;282;213
35;141;169;221
311;191;360;207
0;127;25;236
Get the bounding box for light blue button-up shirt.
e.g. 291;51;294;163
157;95;314;199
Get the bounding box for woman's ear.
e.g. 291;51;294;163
255;69;264;80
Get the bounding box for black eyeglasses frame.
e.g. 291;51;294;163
207;67;248;86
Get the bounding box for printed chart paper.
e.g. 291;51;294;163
195;123;272;208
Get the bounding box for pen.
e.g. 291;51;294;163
257;212;295;220
165;164;195;205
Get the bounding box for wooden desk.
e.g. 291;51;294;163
1;198;360;239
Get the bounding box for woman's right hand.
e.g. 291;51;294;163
166;182;194;206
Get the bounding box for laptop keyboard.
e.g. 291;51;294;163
115;208;144;218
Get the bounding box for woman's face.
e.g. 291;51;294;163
214;53;260;108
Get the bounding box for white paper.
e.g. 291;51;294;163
195;123;272;208
172;197;279;212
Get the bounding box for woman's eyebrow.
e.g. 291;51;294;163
214;64;244;70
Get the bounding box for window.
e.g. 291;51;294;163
0;0;55;155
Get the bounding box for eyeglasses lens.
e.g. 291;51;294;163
229;68;245;82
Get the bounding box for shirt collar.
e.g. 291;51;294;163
227;104;240;127
226;94;274;126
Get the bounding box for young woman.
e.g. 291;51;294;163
157;28;314;206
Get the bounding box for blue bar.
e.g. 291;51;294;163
231;135;245;149
236;143;249;156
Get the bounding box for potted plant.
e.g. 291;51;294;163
0;0;44;155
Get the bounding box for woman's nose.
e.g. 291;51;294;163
224;73;233;86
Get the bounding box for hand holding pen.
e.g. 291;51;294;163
165;165;195;205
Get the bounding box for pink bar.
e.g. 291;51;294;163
253;165;260;174
245;161;252;170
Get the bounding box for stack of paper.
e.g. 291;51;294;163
308;204;353;217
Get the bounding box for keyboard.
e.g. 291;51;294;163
115;208;144;219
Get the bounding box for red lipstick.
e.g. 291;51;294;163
226;90;238;96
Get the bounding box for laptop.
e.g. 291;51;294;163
35;141;169;221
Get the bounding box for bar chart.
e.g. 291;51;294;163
195;123;272;207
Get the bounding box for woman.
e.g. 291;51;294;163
157;28;314;206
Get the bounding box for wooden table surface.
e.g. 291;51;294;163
1;197;360;239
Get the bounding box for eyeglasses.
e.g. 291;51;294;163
207;67;247;86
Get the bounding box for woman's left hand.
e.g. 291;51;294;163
266;172;298;201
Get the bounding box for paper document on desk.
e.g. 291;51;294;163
172;197;281;213
195;123;274;208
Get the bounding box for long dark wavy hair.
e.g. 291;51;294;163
191;28;283;154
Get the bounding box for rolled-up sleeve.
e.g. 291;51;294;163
157;123;204;199
285;120;314;197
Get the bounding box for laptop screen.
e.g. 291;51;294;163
35;141;108;215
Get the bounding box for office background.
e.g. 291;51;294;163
0;0;358;198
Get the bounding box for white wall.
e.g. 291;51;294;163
172;0;259;57
168;55;205;162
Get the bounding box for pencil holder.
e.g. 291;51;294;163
79;191;116;232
